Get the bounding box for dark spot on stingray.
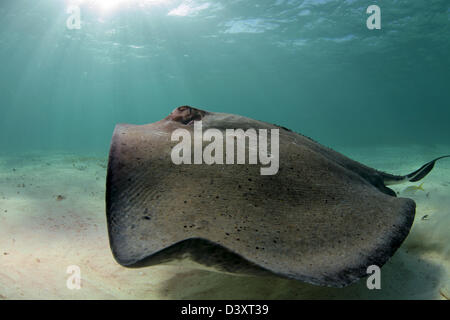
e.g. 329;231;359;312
143;216;151;221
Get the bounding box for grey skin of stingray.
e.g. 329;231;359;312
106;106;449;288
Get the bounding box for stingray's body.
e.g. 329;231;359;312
106;106;448;287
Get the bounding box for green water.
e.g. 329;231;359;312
0;1;449;300
0;0;449;153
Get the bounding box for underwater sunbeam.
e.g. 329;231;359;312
67;0;169;14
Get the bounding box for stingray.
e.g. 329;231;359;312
106;106;449;287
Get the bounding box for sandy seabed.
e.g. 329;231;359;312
0;144;449;300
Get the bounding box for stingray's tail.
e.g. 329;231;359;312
382;155;450;186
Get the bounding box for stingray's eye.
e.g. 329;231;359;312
177;106;191;113
170;106;206;125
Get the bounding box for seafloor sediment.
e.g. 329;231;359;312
0;144;449;299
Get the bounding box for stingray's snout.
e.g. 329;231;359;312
168;106;207;125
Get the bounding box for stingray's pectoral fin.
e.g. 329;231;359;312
383;155;450;185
